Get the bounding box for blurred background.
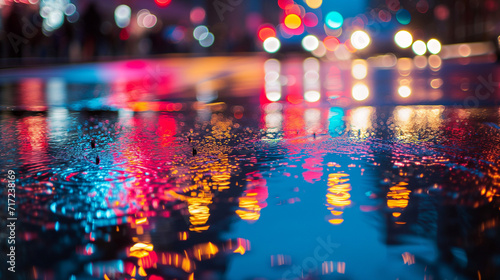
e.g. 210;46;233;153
1;0;500;66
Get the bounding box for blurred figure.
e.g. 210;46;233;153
4;4;24;60
81;3;102;60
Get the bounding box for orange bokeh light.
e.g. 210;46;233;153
258;27;277;42
324;36;340;51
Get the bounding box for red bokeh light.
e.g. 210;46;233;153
278;0;294;9
155;0;172;7
258;26;276;41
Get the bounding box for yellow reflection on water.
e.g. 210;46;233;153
387;182;411;219
236;173;268;221
349;106;374;138
326;173;351;225
393;106;444;142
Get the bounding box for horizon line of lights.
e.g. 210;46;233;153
261;0;447;59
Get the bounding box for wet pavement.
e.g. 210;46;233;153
1;56;500;280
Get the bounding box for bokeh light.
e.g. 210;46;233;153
427;39;442;54
190;7;206;24
394;30;413;48
351;31;371;50
398;85;412;98
303;12;319;27
304;90;321;102
200;33;215;48
434;4;450;20
263;37;281;53
396;9;411;25
258;26;277;42
352;60;368;80
155;0;172;7
325;11;343;29
305;0;323;9
302;35;320;52
193;25;209;41
284;14;302;29
352;83;369;101
114;5;131;29
412;40;427;55
323;36;340;51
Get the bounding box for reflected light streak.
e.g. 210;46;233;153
265;59;282;102
236;173;268;221
349;107;374;138
351;59;368;80
303;58;321;103
387;182;411;220
326;173;351;225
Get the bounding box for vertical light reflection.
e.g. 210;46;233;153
265;59;282;102
328;107;345;137
263;103;283;140
196;80;218;103
17;116;49;167
393;106;444;141
46;78;67;107
326;173;351;225
48;108;70;139
351;59;368;80
304;108;321;134
395;58;413;100
325;65;344;100
19;78;46;111
349;106;374;138
387;182;411;221
303;57;321;103
236;172;268;221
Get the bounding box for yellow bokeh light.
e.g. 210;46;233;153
306;0;322;9
284;14;302;29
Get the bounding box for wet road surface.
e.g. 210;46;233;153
1;56;500;280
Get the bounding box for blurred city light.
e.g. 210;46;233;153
304;90;321;102
190;7;206;24
155;0;172;7
351;31;371;50
263;37;281;53
324;36;340;51
258;26;277;42
412;40;427;55
394;30;413;49
427;39;442;54
398;85;412;98
325;11;343;29
352;83;369;101
302;35;320;52
396;9;411;25
200;33;215;48
305;0;323;9
193;25;209;40
352;60;368;80
114;5;131;29
284;14;302;30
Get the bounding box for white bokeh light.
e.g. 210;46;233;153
351;30;371;50
394;30;413;48
302;35;320;52
263;37;281;53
